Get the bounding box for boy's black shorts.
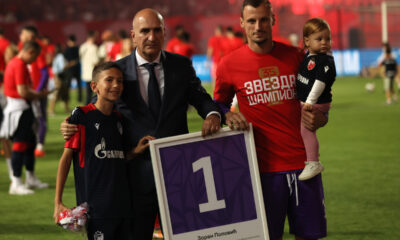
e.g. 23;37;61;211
12;108;36;143
87;218;131;240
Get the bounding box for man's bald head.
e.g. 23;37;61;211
131;8;165;62
133;8;164;30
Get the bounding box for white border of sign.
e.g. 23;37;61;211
150;124;269;240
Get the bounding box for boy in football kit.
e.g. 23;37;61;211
379;46;398;105
296;18;336;181
214;0;328;239
53;62;154;240
2;41;49;195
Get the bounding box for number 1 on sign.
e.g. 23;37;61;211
192;156;226;213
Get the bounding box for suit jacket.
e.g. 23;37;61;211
115;50;221;194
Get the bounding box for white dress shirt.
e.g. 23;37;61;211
135;50;220;120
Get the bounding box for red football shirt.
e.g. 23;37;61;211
207;35;223;63
173;41;194;58
3;57;32;99
35;39;47;69
221;36;244;56
214;42;306;173
109;41;122;61
165;37;181;53
0;37;10;72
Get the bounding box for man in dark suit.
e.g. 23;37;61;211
61;8;222;239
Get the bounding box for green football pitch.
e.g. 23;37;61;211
0;76;399;240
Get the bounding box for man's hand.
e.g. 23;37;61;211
201;114;221;137
60;119;78;140
303;102;313;111
301;106;328;131
39;89;50;99
225;111;249;131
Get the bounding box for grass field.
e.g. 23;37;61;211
0;76;399;240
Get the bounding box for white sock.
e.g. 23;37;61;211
6;158;13;181
36;143;44;151
11;176;22;186
26;171;35;180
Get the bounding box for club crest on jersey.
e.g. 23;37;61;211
258;66;279;78
307;58;316;70
71;107;78;116
95;123;100;130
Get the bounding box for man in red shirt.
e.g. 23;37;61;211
0;28;12;180
109;30;128;61
172;31;195;58
18;26;50;157
2;41;49;195
220;26;245;56
214;0;328;239
207;25;224;86
165;25;185;53
18;26;42;90
0;28;10;76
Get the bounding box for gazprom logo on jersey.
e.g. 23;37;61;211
94;138;124;159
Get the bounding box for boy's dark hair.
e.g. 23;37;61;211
22;40;41;53
92;62;122;82
22;25;38;36
68;34;76;42
241;0;271;17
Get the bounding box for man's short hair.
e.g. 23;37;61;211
118;29;128;39
241;0;271;17
175;25;184;31
92;62;122;82
22;40;41;53
22;25;38;37
87;30;96;38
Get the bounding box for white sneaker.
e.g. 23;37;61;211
298;161;324;181
9;182;34;195
25;176;49;189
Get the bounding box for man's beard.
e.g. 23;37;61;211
254;39;267;45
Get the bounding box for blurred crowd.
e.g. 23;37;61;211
0;23;247;168
0;0;240;23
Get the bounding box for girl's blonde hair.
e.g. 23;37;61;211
303;18;331;46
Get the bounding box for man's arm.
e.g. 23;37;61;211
183;58;222;136
17;84;48;101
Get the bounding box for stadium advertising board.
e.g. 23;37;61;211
150;125;269;240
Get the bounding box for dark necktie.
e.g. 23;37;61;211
143;63;161;119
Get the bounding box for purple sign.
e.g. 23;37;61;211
159;134;257;234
